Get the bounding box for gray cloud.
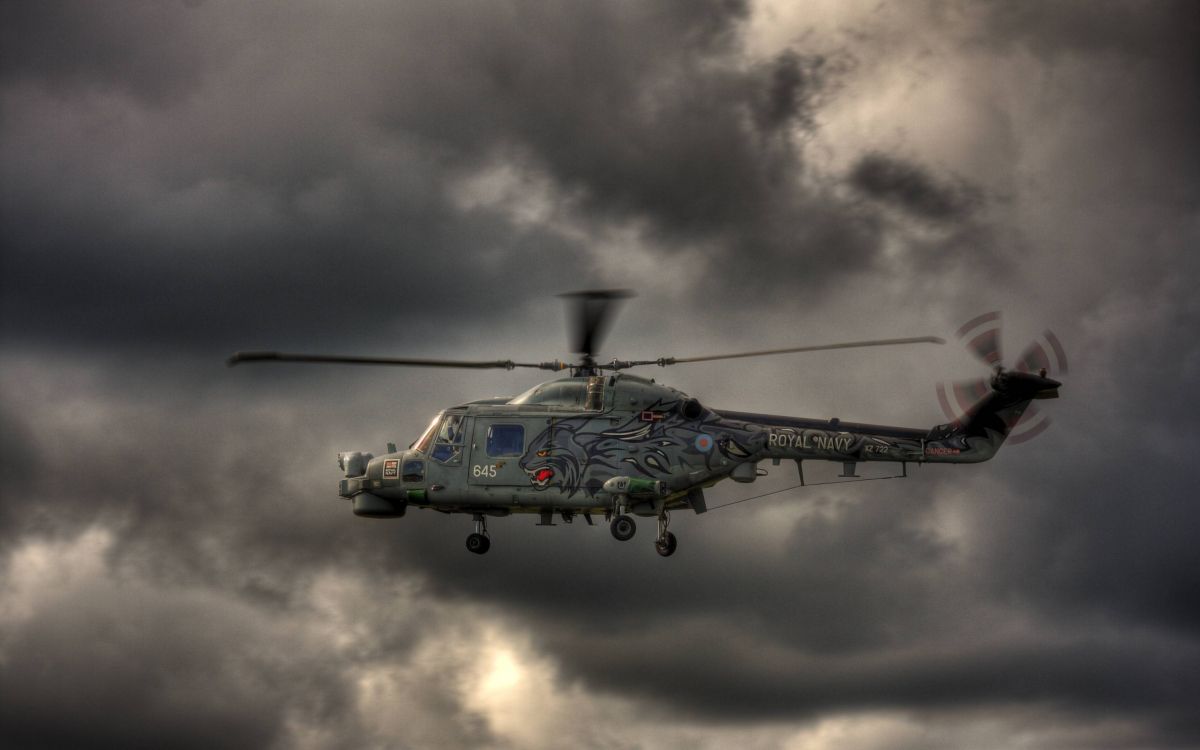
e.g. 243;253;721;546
4;343;1199;745
0;0;891;358
849;153;982;223
2;1;1199;748
0;1;214;104
0;578;334;749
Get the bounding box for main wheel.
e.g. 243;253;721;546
655;531;678;557
610;515;636;542
466;533;491;554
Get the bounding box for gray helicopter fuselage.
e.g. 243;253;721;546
231;291;1063;555
336;369;1050;520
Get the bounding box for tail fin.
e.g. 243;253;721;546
926;369;1061;462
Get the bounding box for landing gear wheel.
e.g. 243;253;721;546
655;531;678;557
610;515;636;541
466;533;491;554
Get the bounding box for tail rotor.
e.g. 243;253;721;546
937;313;1067;444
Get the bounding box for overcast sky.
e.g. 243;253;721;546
2;1;1198;748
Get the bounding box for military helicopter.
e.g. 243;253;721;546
228;291;1062;557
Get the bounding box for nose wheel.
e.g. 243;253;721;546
466;514;491;555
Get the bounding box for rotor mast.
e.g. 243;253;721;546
559;289;634;377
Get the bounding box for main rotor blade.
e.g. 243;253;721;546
559;289;634;357
226;351;568;371
657;336;946;366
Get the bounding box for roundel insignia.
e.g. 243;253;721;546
694;434;713;452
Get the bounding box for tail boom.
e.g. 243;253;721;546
714;370;1060;467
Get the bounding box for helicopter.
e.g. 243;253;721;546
227;291;1063;557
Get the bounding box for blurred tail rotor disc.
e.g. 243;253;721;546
937;312;1066;444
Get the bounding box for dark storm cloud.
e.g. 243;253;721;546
0;360;504;747
975;0;1200;206
544;621;1200;726
5;352;1199;744
848;153;982;223
4;344;1197;742
0;1;213;104
0;0;890;357
961;298;1200;638
382;473;1200;732
753;50;822;134
980;0;1199;62
3;1;1200;748
375;10;826;237
367;6;873;294
0;576;347;750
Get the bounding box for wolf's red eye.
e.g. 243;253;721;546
537;449;550;457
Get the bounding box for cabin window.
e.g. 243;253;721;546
486;424;525;457
430;414;466;464
402;460;425;483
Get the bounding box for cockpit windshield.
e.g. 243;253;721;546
413;412;467;463
412;413;441;454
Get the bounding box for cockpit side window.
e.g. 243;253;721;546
430;414;466;464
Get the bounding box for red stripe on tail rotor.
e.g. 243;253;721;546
1045;330;1068;374
1009;410;1051;444
937;377;990;422
1016;331;1068;376
952;377;990;414
955;311;1000;339
967;329;1003;366
1016;341;1049;373
955;311;1003;367
936;382;958;426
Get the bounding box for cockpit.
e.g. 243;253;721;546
411;411;466;462
410;377;608;458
